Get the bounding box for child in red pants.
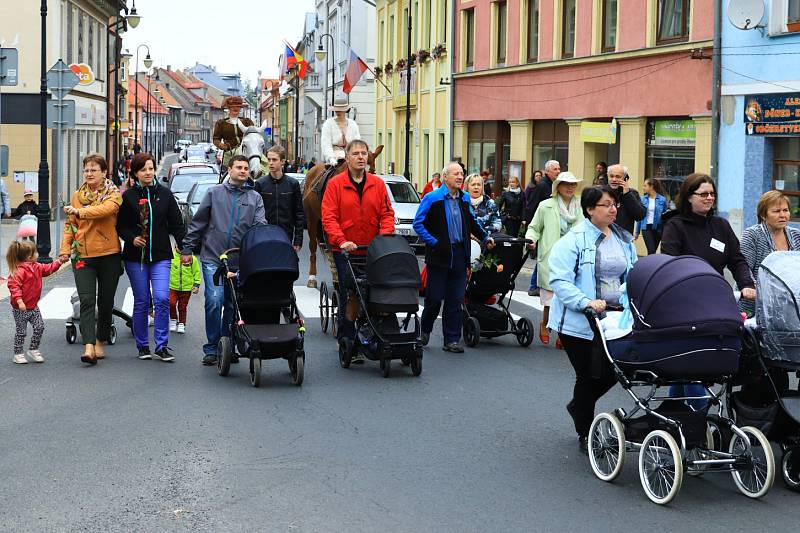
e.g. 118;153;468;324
169;248;200;333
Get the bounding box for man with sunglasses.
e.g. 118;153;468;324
606;164;646;235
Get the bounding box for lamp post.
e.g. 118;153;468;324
133;44;152;152
36;0;52;262
315;33;336;119
403;7;412;181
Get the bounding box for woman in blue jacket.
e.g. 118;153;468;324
548;186;638;454
633;178;667;255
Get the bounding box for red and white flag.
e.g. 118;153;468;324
343;48;369;94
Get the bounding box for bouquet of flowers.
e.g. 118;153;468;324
138;198;150;270
472;252;503;273
60;195;85;269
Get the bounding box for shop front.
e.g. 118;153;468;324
646;118;697;206
466;121;510;193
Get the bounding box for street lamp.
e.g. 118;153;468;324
126;0;141;29
315;33;335;118
36;0;52;262
133;44;151;152
109;1;141;170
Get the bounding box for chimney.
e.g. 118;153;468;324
167;65;171;71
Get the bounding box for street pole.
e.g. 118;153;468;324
37;0;52;262
112;29;120;167
294;70;299;165
403;8;412;182
133;44;150;152
145;73;150;153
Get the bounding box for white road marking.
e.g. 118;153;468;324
508;290;543;312
121;288;134;317
38;287;76;320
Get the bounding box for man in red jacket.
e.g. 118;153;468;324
322;140;395;359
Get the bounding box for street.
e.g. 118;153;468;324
0;245;796;532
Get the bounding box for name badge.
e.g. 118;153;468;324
710;238;726;253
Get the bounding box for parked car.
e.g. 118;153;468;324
379;174;422;249
167;164;218;203
285;172;306;190
167;162;217;181
180;178;219;227
174;139;192;153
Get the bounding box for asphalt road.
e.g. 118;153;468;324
0;246;797;532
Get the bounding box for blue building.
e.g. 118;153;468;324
718;0;800;233
187;63;244;97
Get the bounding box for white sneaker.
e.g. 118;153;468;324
176;323;186;334
27;350;44;363
169;319;178;332
12;353;27;364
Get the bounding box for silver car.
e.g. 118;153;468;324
379;174;422;249
180;178;219;228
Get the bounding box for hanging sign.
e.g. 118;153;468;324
744;93;800;135
580;119;617;144
651;119;696;146
69;63;96;86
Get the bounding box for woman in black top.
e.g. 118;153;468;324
496;176;525;237
116;153;186;361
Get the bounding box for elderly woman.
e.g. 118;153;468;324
496;176;525;237
740;190;800;316
116;153;186;362
465;173;501;234
525;171;584;348
59;154;123;365
548;186;637;454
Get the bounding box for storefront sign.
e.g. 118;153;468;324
580;120;617;144
68;63;95;86
76;104;107;126
744;93;800;135
652;119;696;146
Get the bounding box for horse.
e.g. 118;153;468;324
302;145;383;288
239;127;266;180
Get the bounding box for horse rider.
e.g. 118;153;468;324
213;96;254;173
316;97;361;194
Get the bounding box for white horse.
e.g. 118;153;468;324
240;127;266;180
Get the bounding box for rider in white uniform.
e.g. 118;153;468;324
321;98;361;167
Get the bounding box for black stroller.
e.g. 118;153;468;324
585;255;774;505
728;251;800;491
216;225;305;387
338;235;423;378
462;236;534;347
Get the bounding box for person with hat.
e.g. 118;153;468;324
212;96;255;170
321;98;361;167
525;171;585;349
14;190;39;219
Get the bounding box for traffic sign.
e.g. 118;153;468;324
47;100;75;129
0;48;18;86
0;145;8;176
46;59;79;99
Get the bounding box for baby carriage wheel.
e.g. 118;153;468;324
638;430;683;505
729;426;774;498
588;412;626;482
290;353;305;386
319;282;330;333
411;350;423;377
781;446;800;492
66;325;77;344
251;357;262;388
338;338;352;369
515;318;534;347
463;317;480;347
217;336;232;377
330;290;339;338
380;357;391;378
108;324;117;346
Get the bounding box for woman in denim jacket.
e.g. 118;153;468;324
633;178;668;255
548;186;638;454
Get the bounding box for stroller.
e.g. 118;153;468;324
728;251;800;491
65;294;132;345
462;236;534;347
585;255;774;505
216;225;305;388
338;235;423;378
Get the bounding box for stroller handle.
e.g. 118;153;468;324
490;236;533;245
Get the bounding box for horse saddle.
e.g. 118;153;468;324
312;161;345;199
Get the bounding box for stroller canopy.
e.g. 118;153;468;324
757;251;800;364
238;224;299;286
366;235;421;288
627;254;742;338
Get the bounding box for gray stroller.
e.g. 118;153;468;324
65;290;132;345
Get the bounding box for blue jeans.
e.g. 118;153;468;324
528;263;539;292
332;252;361;341
669;384;709;410
201;261;234;356
125;260;170;351
421;244;468;344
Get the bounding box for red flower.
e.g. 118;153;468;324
138;199;148;205
74;260;86;270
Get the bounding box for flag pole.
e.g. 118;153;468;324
365;62;391;94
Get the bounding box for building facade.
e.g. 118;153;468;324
375;0;452;188
188;63;244;97
452;0;713;205
718;0;800;232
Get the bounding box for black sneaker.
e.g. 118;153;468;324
202;354;217;366
442;342;464;353
153;346;175;363
137;347;152;360
421;332;430;346
578;436;589;455
528;288;540;297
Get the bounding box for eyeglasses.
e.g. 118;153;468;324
692;192;716;199
595;202;620;209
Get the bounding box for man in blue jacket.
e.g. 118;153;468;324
414;161;494;353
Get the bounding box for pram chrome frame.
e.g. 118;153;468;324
585;309;775;505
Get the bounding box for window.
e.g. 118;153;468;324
602;0;617;52
657;0;690;44
532;120;569;172
388;132;393;166
562;0;576;58
527;0;540;62
424;0;432;47
78;13;84;63
467;121;510;183
464;8;475;68
379;20;385;64
790;0;800;31
423;133;430;177
389;15;395;60
496;1;507;65
440;0;448;44
403;8;410;55
413;1;419;51
773;138;800;220
66;6;73;62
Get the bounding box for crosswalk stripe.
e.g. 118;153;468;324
39;287;77;320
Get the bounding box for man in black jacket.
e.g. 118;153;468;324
607;164;646;235
255;145;305;251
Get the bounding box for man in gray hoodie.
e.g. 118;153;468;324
181;155;266;365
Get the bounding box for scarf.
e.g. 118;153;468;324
557;194;580;225
470;195;484;208
77;178;122;207
507;187;521;194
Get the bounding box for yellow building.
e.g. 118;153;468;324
375;0;452;191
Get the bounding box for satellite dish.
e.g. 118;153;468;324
728;0;765;30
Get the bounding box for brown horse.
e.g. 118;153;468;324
302;145;383;288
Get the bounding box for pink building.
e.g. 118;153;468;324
452;0;713;198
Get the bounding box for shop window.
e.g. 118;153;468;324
657;0;690;44
467;121;511;190
464;8;476;69
790;0;800;31
562;0;576;58
646;119;696;206
602;0;618;52
773;138;800;220
532;120;569;173
527;0;540;62
496;1;508;65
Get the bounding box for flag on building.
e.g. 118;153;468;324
283;41;308;79
343;48;369;94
